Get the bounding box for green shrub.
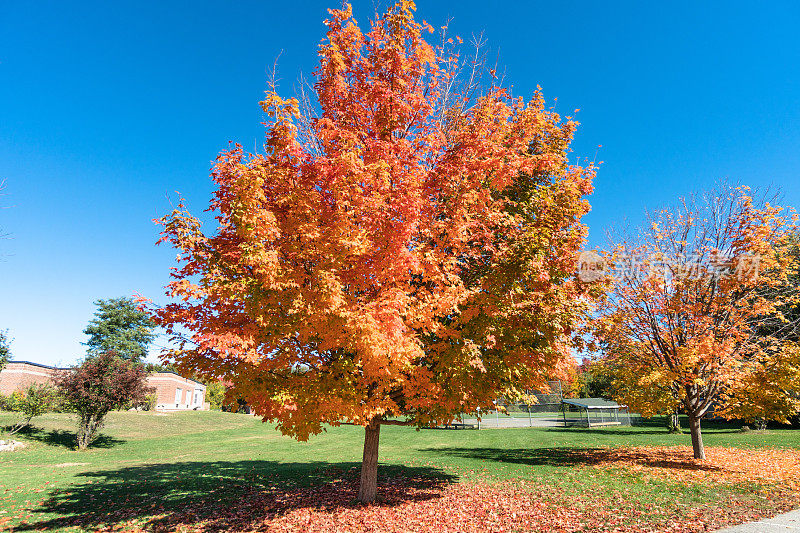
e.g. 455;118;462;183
138;393;157;411
0;387;72;413
205;381;225;411
0;390;25;412
50;390;75;413
4;383;56;436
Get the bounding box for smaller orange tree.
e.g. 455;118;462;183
596;186;800;459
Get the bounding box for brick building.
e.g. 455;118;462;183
0;361;65;395
0;361;208;411
148;372;207;411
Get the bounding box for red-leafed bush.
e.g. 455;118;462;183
55;351;152;449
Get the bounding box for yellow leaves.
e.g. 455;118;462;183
464;340;486;373
259;91;300;119
718;342;800;423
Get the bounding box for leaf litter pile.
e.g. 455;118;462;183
7;446;800;532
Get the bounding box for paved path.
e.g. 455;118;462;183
458;416;571;428
716;509;800;532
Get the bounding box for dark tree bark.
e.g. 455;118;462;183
688;413;705;460
77;413;105;450
357;420;381;504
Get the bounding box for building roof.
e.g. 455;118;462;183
5;361;204;387
149;371;206;388
5;360;69;371
562;397;626;409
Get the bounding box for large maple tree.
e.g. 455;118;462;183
149;1;594;502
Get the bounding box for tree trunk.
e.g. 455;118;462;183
357;420;381;504
8;415;33;436
667;412;682;433
77;413;104;450
77;415;92;450
688;414;705;460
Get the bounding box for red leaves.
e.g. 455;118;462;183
55;352;152;418
55;352;153;448
66;458;799;533
255;447;800;533
573;445;800;488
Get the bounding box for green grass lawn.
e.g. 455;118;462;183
1;410;798;531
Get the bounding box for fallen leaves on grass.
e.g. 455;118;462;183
104;474;796;533
10;446;800;532
582;445;800;488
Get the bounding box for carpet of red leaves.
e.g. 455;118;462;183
161;447;800;532
6;446;800;532
257;447;800;533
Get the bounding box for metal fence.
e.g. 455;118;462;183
560;402;632;428
452;381;567;429
440;382;636;429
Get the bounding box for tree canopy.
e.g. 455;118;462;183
55;351;152;449
83;297;156;362
596;186;800;459
149;0;595;502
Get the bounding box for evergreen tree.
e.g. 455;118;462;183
83;298;156;362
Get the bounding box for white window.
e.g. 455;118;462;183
174;387;182;405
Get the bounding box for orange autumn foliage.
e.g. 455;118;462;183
148;2;593;441
596;186;800;458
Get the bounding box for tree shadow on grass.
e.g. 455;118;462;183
19;460;456;531
539;418;746;436
2;425;124;450
422;446;723;473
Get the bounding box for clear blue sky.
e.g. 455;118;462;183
1;1;799;366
